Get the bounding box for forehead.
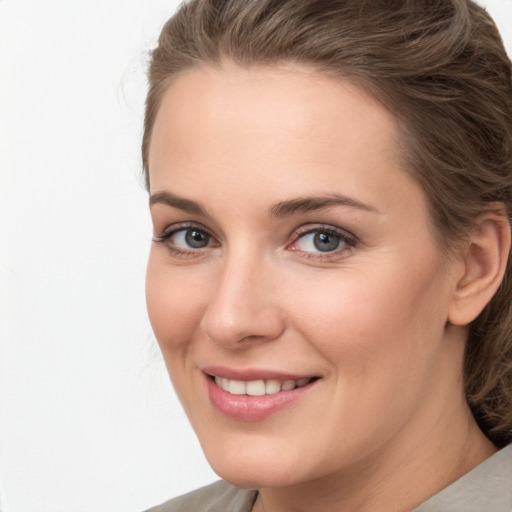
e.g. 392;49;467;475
148;63;419;216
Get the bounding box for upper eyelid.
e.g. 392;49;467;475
156;221;214;237
292;223;357;240
154;221;357;244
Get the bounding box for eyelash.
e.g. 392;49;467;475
152;222;217;258
153;222;358;260
289;225;358;260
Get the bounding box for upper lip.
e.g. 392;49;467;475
202;366;318;381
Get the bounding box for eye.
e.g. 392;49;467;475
153;224;218;256
298;231;341;252
288;225;357;257
174;228;212;249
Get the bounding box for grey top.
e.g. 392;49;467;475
145;444;512;512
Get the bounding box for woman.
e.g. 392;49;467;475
143;0;512;510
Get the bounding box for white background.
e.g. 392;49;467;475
1;1;511;511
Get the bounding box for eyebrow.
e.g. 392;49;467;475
269;194;379;217
149;190;378;217
149;191;208;216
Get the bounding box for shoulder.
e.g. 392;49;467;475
143;480;257;512
413;443;512;512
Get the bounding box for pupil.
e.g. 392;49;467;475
185;229;209;248
313;232;340;252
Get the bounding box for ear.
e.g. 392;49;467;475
448;207;511;326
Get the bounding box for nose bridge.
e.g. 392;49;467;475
200;247;284;347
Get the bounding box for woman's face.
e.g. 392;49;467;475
146;64;465;488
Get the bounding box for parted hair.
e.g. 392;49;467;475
143;0;512;446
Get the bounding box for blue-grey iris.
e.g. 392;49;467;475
314;232;340;252
185;229;210;248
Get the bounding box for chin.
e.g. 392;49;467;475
212;462;306;490
201;438;317;490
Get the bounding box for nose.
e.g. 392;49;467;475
200;254;286;348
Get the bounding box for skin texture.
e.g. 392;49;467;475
146;64;502;512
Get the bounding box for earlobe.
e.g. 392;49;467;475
448;207;511;326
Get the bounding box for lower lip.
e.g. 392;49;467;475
205;375;318;422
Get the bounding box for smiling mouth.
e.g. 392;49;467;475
205;371;320;421
212;376;317;396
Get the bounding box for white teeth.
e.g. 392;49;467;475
265;379;281;395
281;380;296;391
229;380;247;395
214;376;313;395
296;378;309;387
246;380;266;396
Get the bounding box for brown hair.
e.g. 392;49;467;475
143;0;512;446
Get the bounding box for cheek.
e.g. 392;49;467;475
146;253;207;352
289;260;448;370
